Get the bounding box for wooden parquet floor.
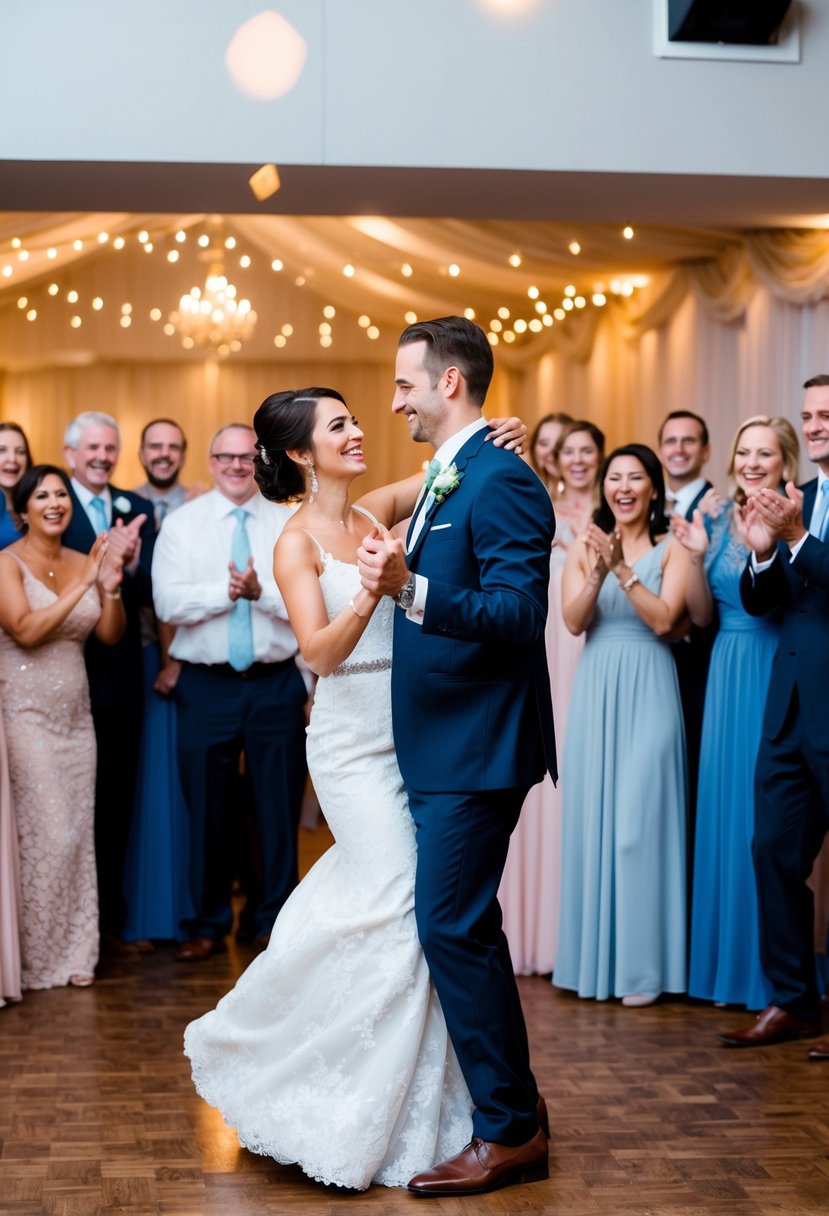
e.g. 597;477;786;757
1;825;828;1216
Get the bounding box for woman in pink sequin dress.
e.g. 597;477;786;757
0;466;125;989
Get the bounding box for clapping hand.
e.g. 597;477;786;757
697;487;728;520
80;533;109;588
228;555;261;601
357;526;408;597
584;524;621;573
671;508;708;555
107;514;147;573
749;483;806;546
734;498;775;559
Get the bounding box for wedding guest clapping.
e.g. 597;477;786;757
0;466;125;988
719;377;829;1055
0;422;32;549
554;444;690;1007
62;411;155;957
672;415;799;1011
501;420;604;975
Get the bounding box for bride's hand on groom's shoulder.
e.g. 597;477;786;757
357;527;409;597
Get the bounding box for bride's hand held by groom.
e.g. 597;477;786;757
357;526;409;599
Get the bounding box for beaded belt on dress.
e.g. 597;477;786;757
332;658;391;676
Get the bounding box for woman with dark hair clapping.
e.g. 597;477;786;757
554;444;691;1007
0;465;125;989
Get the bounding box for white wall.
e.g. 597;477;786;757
2;0;826;178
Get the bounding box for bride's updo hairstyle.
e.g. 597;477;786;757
253;386;348;502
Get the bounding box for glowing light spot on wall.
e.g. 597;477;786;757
225;10;308;100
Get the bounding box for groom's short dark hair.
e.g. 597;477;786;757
398;316;494;406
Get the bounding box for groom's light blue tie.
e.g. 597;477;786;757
228;507;254;672
89;495;108;536
423;458;442;493
809;480;829;541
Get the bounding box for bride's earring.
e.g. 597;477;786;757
307;460;318;504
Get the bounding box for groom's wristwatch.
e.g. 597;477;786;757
394;572;417;610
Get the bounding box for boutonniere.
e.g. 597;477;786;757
431;463;463;504
113;495;131;515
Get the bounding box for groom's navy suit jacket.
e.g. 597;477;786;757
391;428;556;793
739;478;829;749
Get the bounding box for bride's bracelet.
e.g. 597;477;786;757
348;599;365;619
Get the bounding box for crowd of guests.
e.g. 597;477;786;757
1;383;827;1060
500;390;829;1055
0;412;309;1002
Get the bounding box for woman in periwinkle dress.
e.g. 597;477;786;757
672;415;800;1010
554;444;691;1007
501;420;604;975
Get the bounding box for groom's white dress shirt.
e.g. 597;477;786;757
404;416;489;625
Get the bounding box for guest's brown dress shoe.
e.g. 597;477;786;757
807;1038;829;1061
175;936;226;962
100;932;141;958
717;1004;822;1047
407;1128;548;1196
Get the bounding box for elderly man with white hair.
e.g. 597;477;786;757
62;410;156;958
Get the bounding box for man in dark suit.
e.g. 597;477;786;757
658;410;716;836
62;411;155;955
358;317;555;1195
719;376;829;1055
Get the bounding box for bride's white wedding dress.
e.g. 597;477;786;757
183;519;472;1190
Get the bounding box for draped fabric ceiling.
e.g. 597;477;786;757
2;211;829;486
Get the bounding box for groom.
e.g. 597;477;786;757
358;316;556;1195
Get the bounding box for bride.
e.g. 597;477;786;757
183;386;526;1190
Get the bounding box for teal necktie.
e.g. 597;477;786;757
228;508;254;672
810;480;829;541
424;458;442;493
89;495;108;536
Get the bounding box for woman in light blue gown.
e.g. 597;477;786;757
673;415;800;1010
554;444;690;1006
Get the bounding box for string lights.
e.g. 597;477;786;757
0;221;648;356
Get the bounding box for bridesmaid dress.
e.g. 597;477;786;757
554;541;687;1001
687;510;777;1009
500;515;585;975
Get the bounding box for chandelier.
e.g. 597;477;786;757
168;259;257;356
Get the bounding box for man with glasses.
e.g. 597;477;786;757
152;423;307;961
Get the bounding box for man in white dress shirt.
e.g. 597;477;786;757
152;423;307;961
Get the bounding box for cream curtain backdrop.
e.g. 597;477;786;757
3;217;829;487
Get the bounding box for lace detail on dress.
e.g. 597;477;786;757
184;544;472;1189
0;557;101;989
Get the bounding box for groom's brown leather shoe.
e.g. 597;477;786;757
717;1004;822;1047
407;1129;548;1196
537;1095;550;1138
807;1038;829;1061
